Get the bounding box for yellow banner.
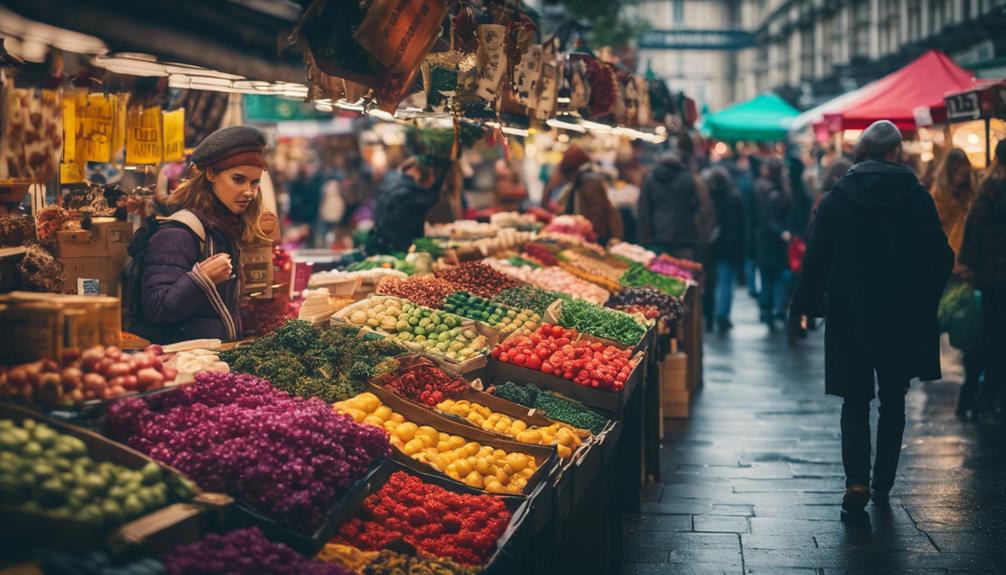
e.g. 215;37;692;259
162;108;185;162
111;93;128;159
79;94;114;163
60;162;84;184
125;107;162;165
62;99;77;162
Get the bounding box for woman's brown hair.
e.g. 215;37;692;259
933;148;976;204
167;168;271;245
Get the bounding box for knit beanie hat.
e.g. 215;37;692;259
191;126;267;171
559;145;591;175
855;120;902;160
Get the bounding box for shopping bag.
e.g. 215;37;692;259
788;236;806;274
938;282;983;351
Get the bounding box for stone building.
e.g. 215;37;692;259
634;0;1006;111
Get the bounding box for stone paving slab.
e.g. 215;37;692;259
621;293;1004;574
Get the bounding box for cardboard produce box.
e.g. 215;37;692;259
0;402;228;555
360;383;559;499
226;461;384;556
333;295;498;374
59;256;123;296
325;458;532;575
0;301;64;363
489;348;645;418
57;219;133;260
0;293;121;362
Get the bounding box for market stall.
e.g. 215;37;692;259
700;91;799;142
793;50;987;139
0;2;705;574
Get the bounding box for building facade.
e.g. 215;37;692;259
636;0;1006;111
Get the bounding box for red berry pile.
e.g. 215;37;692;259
384;364;470;406
334;471;511;566
491;324;634;391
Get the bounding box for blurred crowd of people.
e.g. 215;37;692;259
537;134;1004;423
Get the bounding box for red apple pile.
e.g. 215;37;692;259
491;324;634;392
0;345;177;407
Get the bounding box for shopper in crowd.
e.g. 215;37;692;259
754;157;792;331
287;154;325;246
792;120;953;520
703;166;745;334
638;150;714;259
817;157;854;209
744;153;763;298
494;159;528;212
369;156;448;254
553;145;623;243
958;140;1006;421
932;148;977;255
130;126;271;344
788;153;814;238
930;148;983;418
788;156;854;342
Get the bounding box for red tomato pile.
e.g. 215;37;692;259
491;324;634;391
384;364;470;406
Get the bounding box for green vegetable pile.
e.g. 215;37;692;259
493;382;608;434
221;320;406;403
559;298;647;346
492;285;571;316
443;291;542;336
348;255;415;275
507;256;540;269
0;418;194;525
619;263;688;298
411;237;444;258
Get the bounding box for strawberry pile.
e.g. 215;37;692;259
491;324;634;392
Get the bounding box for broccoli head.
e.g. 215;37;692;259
271;320;319;353
293;376;334;403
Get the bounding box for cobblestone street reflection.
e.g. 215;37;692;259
623;291;1006;575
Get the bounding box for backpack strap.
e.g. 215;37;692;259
164;209;235;340
163;209;216;257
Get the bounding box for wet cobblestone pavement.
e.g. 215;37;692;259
623;292;1006;575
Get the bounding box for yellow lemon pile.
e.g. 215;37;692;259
334;393;539;494
435;399;589;459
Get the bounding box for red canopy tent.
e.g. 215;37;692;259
821;50;985;132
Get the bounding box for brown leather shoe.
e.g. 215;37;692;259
842;484;871;511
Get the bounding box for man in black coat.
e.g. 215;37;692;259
368;157;447;254
792;120;953;519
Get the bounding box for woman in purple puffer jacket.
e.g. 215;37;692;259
130;126;271;344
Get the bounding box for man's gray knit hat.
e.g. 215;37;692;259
190;126;266;170
855;120;903;159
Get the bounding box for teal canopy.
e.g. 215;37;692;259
701;92;799;142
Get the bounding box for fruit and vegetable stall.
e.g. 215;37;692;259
0;225;703;575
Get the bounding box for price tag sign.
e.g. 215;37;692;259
126;107;162;165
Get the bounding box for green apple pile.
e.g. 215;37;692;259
0;418;195;526
348;298;488;363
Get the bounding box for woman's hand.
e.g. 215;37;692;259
198;253;232;284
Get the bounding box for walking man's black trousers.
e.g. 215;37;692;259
840;374;910;493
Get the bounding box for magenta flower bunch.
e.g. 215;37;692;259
107;372;390;532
